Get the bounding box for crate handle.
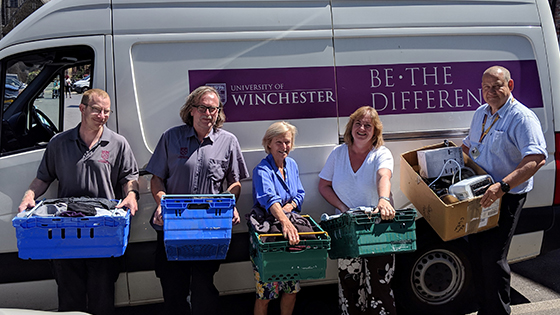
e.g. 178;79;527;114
257;231;327;241
187;203;210;210
286;245;308;252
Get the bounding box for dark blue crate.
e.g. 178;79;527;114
162;194;234;261
12;212;130;260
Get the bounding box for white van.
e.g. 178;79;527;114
1;0;559;313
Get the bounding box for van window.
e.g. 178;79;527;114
1;46;94;155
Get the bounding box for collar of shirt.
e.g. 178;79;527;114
265;154;289;185
265;154;283;171
185;124;217;144
69;123;110;148
484;94;515;118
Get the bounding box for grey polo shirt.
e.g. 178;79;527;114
146;124;249;194
37;124;139;199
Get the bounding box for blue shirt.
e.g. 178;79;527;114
463;95;547;194
252;154;305;212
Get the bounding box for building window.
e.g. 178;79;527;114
9;0;19;8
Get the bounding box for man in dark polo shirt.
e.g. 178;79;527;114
18;88;139;315
147;85;249;315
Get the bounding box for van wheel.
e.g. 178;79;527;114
82;86;89;93
394;236;476;315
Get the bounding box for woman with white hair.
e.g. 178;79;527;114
252;121;305;315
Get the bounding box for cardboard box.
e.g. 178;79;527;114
400;142;500;241
417;146;464;179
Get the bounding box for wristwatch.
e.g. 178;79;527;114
499;181;510;193
379;196;391;202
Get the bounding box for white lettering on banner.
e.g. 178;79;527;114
370;65;483;112
230;83;281;91
371;89;482;111
231;90;335;106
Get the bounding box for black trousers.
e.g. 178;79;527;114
51;257;119;315
469;193;526;315
155;231;221;315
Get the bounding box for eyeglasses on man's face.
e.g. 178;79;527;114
193;105;220;114
87;104;113;116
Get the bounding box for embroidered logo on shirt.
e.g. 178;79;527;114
98;150;110;164
179;147;189;159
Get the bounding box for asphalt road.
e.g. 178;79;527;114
116;249;560;315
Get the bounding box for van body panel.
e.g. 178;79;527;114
0;0;111;50
331;0;541;29
0;36;106;254
112;0;332;34
1;0;559;311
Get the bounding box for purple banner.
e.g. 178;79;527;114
189;67;338;122
189;60;542;122
337;60;542;117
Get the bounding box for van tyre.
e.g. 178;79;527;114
394;232;476;315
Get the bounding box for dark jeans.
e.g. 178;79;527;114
155;230;222;315
51;257;119;315
469;193;526;315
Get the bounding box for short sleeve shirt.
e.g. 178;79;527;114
37;124;139;199
146;125;249;194
463;95;547;194
252;154;305;212
319;144;393;213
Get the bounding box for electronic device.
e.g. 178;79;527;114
448;175;494;201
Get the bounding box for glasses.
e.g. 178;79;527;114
193;105;220;114
87;104;113;116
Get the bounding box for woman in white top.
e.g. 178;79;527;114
318;106;397;315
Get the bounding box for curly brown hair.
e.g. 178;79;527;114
179;86;226;129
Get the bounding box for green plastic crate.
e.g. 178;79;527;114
249;215;331;282
320;208;417;259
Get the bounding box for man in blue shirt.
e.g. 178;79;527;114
462;66;547;315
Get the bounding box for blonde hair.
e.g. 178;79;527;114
179;86;226;129
262;121;297;154
343;106;384;149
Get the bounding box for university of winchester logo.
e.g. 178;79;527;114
206;83;227;105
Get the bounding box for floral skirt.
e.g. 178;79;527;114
338;255;396;315
252;261;300;300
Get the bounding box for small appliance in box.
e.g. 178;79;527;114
417;146;464;179
449;175;494;201
400;141;500;241
162;194;234;261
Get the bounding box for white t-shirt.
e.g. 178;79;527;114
319;144;393;213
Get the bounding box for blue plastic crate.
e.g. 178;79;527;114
162;194;235;261
12;211;130;260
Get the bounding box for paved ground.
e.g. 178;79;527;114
117;249;560;315
115;283;339;315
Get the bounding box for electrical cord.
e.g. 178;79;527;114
428;159;462;188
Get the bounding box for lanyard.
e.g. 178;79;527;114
479;114;499;142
